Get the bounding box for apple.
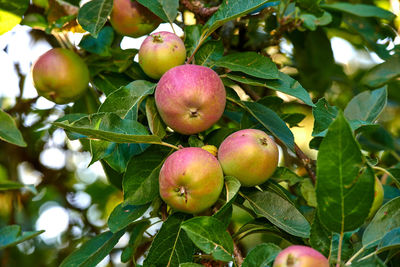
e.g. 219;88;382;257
139;31;186;79
155;65;226;135
31;48;89;104
159;147;224;214
110;0;161;38
368;177;384;219
218;129;279;187
273;245;329;267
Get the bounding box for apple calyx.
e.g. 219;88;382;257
176;186;188;203
259;137;269;146
189;108;200;118
152;34;163;43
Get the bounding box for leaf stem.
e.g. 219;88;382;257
345;246;365;266
186;32;208;64
337;231;344;267
391;151;400;162
372;166;395;180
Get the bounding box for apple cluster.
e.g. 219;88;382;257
29;1;384;265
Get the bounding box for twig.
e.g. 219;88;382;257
294;144;316;184
233;239;244;266
180;0;219;19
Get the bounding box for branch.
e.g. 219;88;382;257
233;239;244;266
180;0;219;19
294;144;316;184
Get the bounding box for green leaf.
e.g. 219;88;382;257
123;146;171;205
0;225;44;250
181;216;233;262
121;221;149;263
350;255;386;267
98;80;156;119
195;40;224;67
0;181;24;191
60;230;125;267
300;178;317;207
215;52;279;80
362;197;400;248
242;101;295;151
270;167;302;186
136;0;169;22
316;112;375;233
213;176;241;227
226;72;314;106
144;213;193;267
312;98;339;137
310;214;332;257
79;26;114;56
376;227;400;253
91;139;148;173
184;25;202;56
344;87;387;123
203;0;272;35
145;97;167;139
158;0;179;23
234;218;295;243
54;113;162;144
362;56;400;88
0;109;26;147
300;11;332;31
107;203;149;233
243;191;311;238
0;0;29;35
242;243;281;267
77;0;113;37
92;72;132;96
321;3;395;20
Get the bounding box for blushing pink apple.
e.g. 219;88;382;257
155;64;226;135
159;147;224;214
110;0;161;38
273;245;329;267
139;31;186;79
218;129;279;187
31;48;89;104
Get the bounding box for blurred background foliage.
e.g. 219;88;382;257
0;0;399;266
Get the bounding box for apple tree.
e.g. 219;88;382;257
0;0;400;266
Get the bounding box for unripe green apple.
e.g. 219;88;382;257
368;177;384;219
155;65;226;135
159;147;224;214
273;245;329;267
110;0;161;38
31;48;89;104
218;129;279;187
139;31;186;79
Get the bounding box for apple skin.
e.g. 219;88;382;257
110;0;161;38
368;177;384;219
31;48;89;104
139;31;186;79
218;129;279;187
273;245;329;267
155;65;226;135
159;147;224;214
